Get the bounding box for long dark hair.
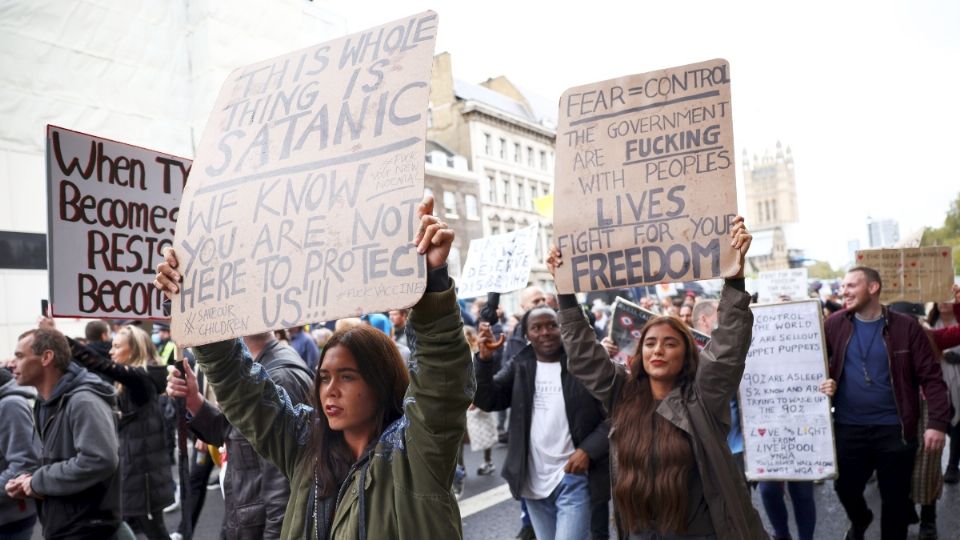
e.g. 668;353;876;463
612;316;700;533
306;325;408;497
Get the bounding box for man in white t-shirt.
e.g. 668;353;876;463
474;305;610;540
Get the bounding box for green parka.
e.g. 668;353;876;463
195;284;473;539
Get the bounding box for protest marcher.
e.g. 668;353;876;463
287;325;320;372
819;267;950;540
63;323;175;539
550;216;768;540
473;304;611;540
85;319;113;359
503;286;549;366
389;309;411;350
6;328;122;539
460;326;497;500
926;292;960;485
0;367;40;540
886;302;946;540
167;331;312;539
154;323;178;366
679;304;694;327
155;195;473;539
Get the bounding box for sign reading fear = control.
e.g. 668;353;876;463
553;59;740;294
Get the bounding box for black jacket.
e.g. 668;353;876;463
70;340;175;517
189;341;313;540
473;344;611;505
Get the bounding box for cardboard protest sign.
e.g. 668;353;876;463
740;300;836;481
855;246;954;303
608;296;710;365
757;268;809;303
553;59;739;294
457;223;539;299
170;12;438;346
46;125;190;319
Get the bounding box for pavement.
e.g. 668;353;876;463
29;438;960;539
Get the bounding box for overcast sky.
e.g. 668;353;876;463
330;0;959;267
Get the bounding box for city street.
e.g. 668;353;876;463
28;438;955;540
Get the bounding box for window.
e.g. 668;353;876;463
0;231;46;269
443;191;458;217
491;224;500;236
485;174;496;203
514;143;521;163
540;150;547;170
501;178;510;206
499;138;506;159
527;146;535;167
515;180;524;208
529;185;538;211
484;133;492;155
465;194;479;220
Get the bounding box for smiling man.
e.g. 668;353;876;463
820;266;949;540
473;306;610;540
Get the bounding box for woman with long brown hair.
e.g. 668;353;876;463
547;216;768;540
154;196;472;539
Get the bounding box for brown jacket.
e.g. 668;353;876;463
559;282;768;540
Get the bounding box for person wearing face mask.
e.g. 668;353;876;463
152;324;178;366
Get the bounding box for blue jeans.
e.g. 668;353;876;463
758;481;815;540
523;473;591;540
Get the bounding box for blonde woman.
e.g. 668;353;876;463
70;324;175;539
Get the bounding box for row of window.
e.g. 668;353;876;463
757;199;778;223
482;133;551;170
482;173;551;210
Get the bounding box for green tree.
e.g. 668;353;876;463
921;191;960;273
807;260;844;279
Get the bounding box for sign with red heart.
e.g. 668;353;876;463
855;247;954;303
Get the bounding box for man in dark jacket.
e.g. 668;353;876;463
0;368;40;539
821;266;949;540
5;328;121;539
474;305;610;540
85;319;113;359
167;331;313;540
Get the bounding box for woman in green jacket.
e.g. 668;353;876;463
156;196;473;540
546;216;768;540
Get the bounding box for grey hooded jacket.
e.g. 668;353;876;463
0;373;39;527
31;362;122;539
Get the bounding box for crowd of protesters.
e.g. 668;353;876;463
3;204;960;540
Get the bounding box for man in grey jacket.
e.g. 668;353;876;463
0;367;40;540
167;331;313;540
5;328;121;539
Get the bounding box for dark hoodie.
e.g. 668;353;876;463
0;372;39;529
31;362;122;539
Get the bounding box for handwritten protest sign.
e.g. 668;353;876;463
457;223;539;299
608;296;710;364
855;246;954;303
170;12;438;346
45;125;189;319
740;300;836;481
757;268;808;303
553;59;739;294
